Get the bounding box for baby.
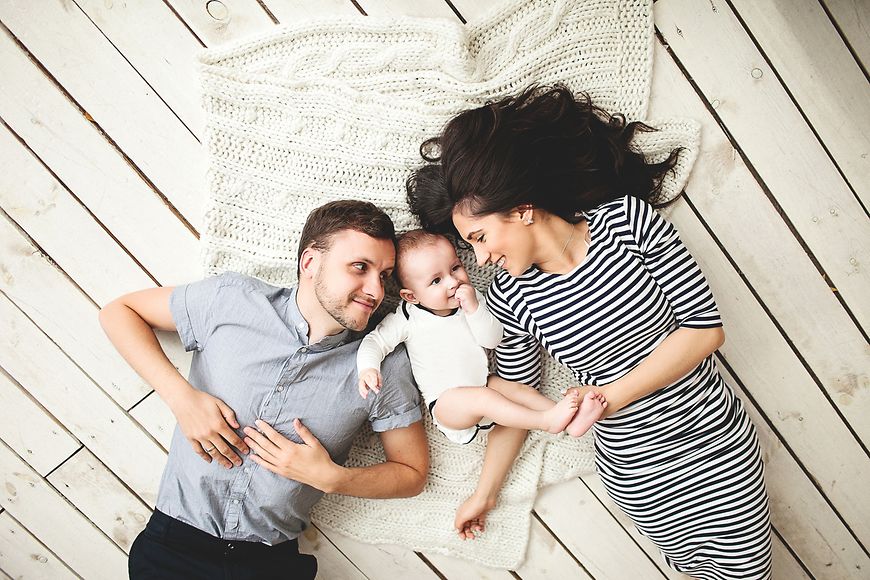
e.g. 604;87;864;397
357;230;606;444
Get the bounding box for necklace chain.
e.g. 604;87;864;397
560;222;579;257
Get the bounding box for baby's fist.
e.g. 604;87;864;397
454;284;478;313
358;368;382;399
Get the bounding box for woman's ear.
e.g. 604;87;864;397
516;204;535;225
399;288;418;304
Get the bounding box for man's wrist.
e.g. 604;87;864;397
320;463;347;494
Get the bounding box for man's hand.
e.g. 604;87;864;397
169;387;249;468
454;492;497;540
454;283;478;314
243;419;340;492
358;368;382;399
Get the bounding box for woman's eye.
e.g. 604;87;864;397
430;277;441;286
476;235;486;243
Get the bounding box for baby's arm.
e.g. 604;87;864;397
356;310;410;399
462;289;504;349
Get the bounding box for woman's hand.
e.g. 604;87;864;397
168;386;249;468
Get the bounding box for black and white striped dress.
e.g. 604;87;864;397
487;195;772;579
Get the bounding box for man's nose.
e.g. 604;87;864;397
363;273;384;301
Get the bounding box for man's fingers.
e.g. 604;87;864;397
243;426;281;457
220;427;250;455
191;440;212;463
292;419;320;447
216;399;240;429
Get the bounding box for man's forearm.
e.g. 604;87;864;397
327;461;427;498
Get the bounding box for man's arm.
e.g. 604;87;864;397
99;287;249;467
244;418;428;497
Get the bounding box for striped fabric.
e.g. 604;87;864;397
487;195;772;579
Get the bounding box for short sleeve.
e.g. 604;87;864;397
169;275;227;352
487;274;543;387
367;344;422;432
624;195;722;329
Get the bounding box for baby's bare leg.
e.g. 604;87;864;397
434;386;580;433
486;375;556;411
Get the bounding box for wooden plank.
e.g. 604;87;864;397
423;551;515;579
717;365;868;578
0;512;77;580
771;533;811;580
514;517;593;580
0;2;204;228
75;0;206;138
664;199;870;546
822;0;870;75
323;534;439;579
128;391;176;451
0;207;157;409
47;448;151;554
0;292;165;507
0;370;79;477
729;0;870;206
647;40;870;452
355;0;456;19
298;526;368;580
655;0;870;332
534;478;668;579
261;0;360;23
166;0;278;45
0;441;127;579
0;32;200;291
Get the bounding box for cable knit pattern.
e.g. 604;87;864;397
198;0;700;568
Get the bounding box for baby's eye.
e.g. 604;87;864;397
452;264;463;272
430;277;441;286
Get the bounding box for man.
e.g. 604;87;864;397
100;200;428;579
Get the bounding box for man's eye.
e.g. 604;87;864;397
380;271;391;280
430;277;441;286
353;263;366;271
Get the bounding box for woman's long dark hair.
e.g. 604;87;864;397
406;85;680;234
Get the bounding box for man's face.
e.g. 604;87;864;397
312;229;396;331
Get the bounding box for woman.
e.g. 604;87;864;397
407;86;772;579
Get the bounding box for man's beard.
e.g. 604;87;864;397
314;272;372;332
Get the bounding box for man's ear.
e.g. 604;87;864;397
298;247;320;280
399;288;418;304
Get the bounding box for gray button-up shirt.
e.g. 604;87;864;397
158;272;422;544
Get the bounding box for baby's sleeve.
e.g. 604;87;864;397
464;290;504;349
356;307;411;373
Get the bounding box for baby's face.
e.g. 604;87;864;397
400;238;471;314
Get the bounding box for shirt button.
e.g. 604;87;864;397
277;386;284;392
244;467;251;473
233;499;240;504
300;347;308;353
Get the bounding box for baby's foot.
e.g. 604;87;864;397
566;391;607;437
542;392;580;433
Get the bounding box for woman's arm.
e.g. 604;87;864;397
597;326;724;416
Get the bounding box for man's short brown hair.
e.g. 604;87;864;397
297;200;396;273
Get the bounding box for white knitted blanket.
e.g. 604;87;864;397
199;0;699;568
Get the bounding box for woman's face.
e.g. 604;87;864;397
452;206;535;277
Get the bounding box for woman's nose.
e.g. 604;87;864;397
474;247;488;267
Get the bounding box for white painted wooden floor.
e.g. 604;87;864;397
0;0;868;578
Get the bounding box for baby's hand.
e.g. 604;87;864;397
454;284;478;314
358;368;382;399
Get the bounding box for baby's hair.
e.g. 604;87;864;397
395;229;451;288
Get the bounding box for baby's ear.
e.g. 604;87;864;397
399;288;418;304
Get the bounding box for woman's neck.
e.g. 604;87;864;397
534;216;590;275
